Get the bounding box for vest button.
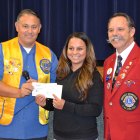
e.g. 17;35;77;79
109;102;113;106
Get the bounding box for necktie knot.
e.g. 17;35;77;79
116;55;122;69
117;55;122;63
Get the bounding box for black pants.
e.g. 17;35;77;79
0;136;47;140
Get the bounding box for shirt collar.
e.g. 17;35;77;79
116;41;135;65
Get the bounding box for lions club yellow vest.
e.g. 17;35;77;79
0;37;51;125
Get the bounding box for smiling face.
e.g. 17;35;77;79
15;13;41;48
67;37;86;71
108;16;135;53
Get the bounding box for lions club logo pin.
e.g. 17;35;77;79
120;92;139;111
40;59;51;74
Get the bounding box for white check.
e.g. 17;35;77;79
32;82;63;99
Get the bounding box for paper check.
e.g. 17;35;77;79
32;82;63;99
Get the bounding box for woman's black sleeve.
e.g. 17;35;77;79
43;98;54;111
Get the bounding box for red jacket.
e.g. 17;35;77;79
103;44;140;140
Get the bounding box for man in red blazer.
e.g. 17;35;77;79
104;12;140;140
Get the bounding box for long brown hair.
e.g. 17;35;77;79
57;32;96;100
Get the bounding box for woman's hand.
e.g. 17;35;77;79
53;94;65;110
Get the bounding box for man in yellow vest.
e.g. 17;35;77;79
0;9;58;139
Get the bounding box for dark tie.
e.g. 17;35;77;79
112;55;122;88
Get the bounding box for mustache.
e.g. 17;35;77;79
107;36;124;43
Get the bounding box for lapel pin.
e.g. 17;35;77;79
107;83;111;90
106;75;111;82
120;73;126;79
107;68;112;75
124;80;135;87
129;61;132;65
115;81;121;88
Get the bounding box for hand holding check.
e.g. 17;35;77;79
53;94;65;110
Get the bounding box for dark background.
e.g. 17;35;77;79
0;0;140;65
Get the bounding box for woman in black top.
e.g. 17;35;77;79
36;32;103;140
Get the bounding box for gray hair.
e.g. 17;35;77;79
108;12;135;28
16;9;41;23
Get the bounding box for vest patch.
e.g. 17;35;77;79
120;92;139;111
4;57;21;75
40;59;51;74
